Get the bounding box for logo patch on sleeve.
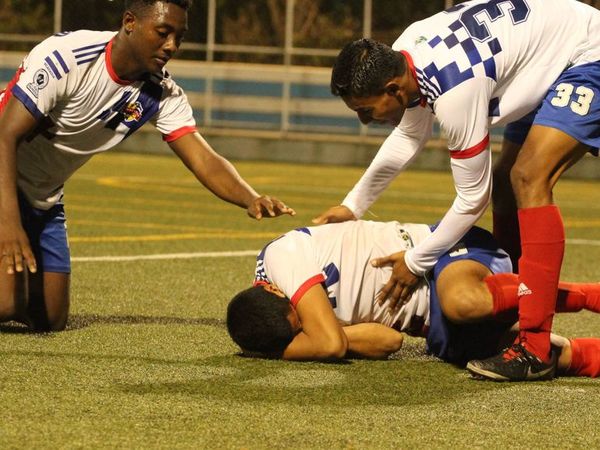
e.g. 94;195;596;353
26;69;50;98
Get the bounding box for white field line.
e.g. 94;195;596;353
71;238;600;263
72;250;259;262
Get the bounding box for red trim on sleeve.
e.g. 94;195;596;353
290;274;326;307
450;135;490;159
163;125;198;142
105;39;133;86
0;65;24;115
399;50;426;107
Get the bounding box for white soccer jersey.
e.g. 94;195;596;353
254;221;432;333
1;30;197;209
342;0;600;276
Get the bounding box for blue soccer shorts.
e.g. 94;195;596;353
504;61;600;156
19;191;71;274
425;226;513;365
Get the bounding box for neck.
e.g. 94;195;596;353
109;32;145;81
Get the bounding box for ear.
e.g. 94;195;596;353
263;283;287;298
122;10;136;34
384;80;401;96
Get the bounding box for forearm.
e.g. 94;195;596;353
282;329;348;361
342;128;425;218
170;133;259;209
405;150;492;275
195;151;259;208
343;323;404;359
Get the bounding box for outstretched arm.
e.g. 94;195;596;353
169;132;295;220
312;106;432;224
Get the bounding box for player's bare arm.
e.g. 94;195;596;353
0;96;39;274
312;204;356;225
168;132;295;220
282;284;348;361
343;323;404;360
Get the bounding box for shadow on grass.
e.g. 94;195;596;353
66;313;224;330
0;313;224;334
114;349;523;408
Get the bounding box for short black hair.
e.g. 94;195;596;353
125;0;193;14
331;38;407;98
227;286;295;355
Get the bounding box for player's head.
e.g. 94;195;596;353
227;284;301;356
120;0;191;74
331;38;413;126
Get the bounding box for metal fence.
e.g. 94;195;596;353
1;0;598;142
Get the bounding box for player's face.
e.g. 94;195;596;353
343;92;407;127
343;73;417;127
127;2;188;73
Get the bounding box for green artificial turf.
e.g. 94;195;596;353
1;152;600;448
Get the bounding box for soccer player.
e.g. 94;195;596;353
312;0;600;380
0;0;294;332
227;220;600;379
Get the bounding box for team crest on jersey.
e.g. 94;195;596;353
122;101;144;123
26;69;50;98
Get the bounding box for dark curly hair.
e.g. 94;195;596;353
227;286;296;355
331;38;407;98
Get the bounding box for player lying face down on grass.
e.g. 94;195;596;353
0;0;295;332
227;220;600;379
312;0;600;381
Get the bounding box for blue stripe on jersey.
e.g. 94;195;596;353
53;51;69;74
423;62;474;95
12;85;43;119
483;57;497;79
460;38;482;66
98;91;134;121
73;42;109;53
77;57;103;66
295;227;311;235
488;38;502;56
74;49;105;60
123;83;162;137
44;56;61;79
488;97;500;117
429;36;442;48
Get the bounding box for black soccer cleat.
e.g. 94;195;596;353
466;343;557;382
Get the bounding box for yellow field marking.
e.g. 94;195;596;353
69;218;252;233
95;175;290;194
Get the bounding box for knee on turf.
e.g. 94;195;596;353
27;296;69;332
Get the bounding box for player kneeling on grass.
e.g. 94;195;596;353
0;0;294;332
227;220;600;379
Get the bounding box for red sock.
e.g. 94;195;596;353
557;282;600;313
516;205;565;363
493;211;521;273
566;338;600;377
484;273;519;320
485;274;599;315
